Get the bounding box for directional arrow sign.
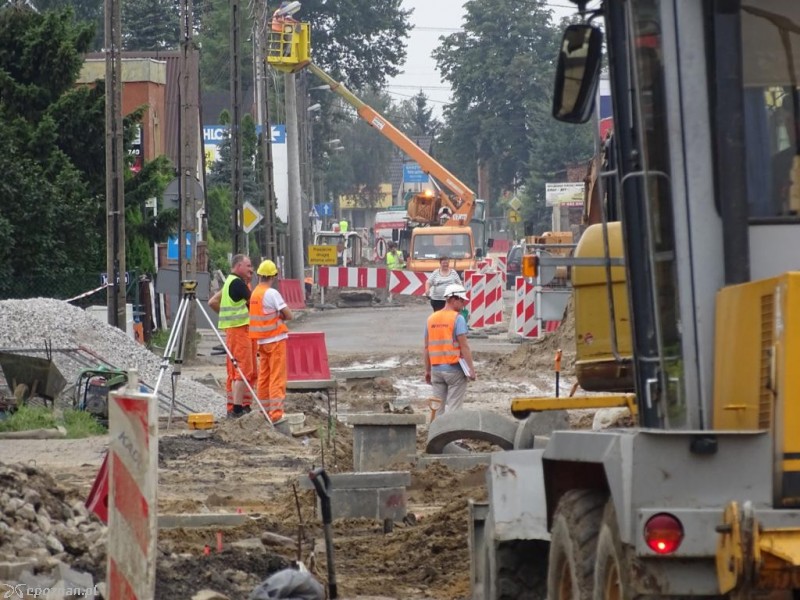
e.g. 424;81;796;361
242;201;263;233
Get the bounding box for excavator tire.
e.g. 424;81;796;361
593;499;630;600
547;489;607;600
491;539;548;600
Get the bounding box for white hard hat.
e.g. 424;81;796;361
444;284;468;300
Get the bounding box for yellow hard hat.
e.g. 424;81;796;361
257;259;278;276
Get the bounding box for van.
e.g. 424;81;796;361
506;244;523;289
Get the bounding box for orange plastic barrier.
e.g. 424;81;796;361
287;331;331;381
278;278;306;310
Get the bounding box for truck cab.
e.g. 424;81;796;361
405;226;478;273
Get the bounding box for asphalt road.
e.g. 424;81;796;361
291;300;519;355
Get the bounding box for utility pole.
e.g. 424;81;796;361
230;0;244;256
179;0;199;357
105;0;125;331
255;4;278;261
285;72;304;280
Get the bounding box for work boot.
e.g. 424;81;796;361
229;405;245;419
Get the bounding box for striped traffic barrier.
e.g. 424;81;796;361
468;273;486;330
389;270;429;295
317;266;389;289
515;276;537;338
106;375;157;599
497;255;507;288
484;272;500;327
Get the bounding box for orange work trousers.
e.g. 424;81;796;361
225;325;257;413
256;339;287;422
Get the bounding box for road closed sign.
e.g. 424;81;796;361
308;245;338;265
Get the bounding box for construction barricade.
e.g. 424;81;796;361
287;331;331;381
389;270;428;295
278;278;307;310
514;276;561;338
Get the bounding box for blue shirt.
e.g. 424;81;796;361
425;313;468;372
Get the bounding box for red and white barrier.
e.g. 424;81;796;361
514;276;561;338
318;266;388;289
389;271;429;295
469;273;486;329
483;272;501;326
107;378;157;599
497;255;507;288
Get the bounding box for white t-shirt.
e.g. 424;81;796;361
258;287;288;345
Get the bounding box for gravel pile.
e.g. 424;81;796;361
0;299;226;418
0;462;106;597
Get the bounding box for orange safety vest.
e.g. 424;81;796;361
427;309;460;366
249;283;289;340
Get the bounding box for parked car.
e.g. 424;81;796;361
506;244;522;289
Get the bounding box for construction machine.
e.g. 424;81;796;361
473;2;800;599
265;21;486;273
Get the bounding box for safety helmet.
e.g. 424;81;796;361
257;259;279;277
444;283;468;300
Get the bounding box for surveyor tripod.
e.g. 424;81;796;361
153;280;273;429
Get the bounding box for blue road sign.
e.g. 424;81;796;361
315;202;333;217
167;233;193;260
403;163;429;184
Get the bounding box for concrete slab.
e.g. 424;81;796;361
286;379;337;391
426;410;517;454
347;414;426;426
331;368;390;380
158;513;249;529
298;471;410;521
486;450;549;541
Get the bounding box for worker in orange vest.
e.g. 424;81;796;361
249;259;293;425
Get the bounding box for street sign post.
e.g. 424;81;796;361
242;201;263;233
308;245;338;266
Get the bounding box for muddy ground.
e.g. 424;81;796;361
0;302;602;599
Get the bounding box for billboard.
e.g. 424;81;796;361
545;182;585;207
203;124;289;222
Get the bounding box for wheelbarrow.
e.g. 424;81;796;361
0;350;67;404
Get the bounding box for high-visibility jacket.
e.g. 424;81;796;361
427;309;460;366
386;250;404;270
249;283;289;340
219;275;250;329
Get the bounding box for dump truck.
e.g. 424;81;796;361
473;2;800;599
265;21;487;273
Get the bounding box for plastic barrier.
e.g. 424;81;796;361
318;266;388;289
85;452;110;524
514;277;561;338
278;278;306;310
468;273;486;330
389;271;428;295
287;331;331;381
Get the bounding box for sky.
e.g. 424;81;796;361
386;0;580;117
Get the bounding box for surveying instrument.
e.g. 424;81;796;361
152;280;274;429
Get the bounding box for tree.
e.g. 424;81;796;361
33;0;103;50
433;0;594;220
391;91;441;138
122;0;180;50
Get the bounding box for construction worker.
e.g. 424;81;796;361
424;283;476;414
209;254;257;417
385;241;405;270
249;259;293;425
271;1;299;57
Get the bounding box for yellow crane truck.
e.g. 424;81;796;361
474;1;800;599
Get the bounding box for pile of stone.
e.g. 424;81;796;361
0;298;225;417
0;462;106;599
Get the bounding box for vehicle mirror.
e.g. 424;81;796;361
552;24;603;124
475;247;485;259
487;238;495;249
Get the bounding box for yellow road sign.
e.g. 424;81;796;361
508;209;521;223
242;201;263;233
308;245;338;265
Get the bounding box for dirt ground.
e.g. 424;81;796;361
0;301;601;599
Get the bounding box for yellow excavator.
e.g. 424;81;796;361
265;19;487;273
473;2;800;599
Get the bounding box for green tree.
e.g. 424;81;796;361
122;0;180;50
433;0;591;218
33;0;103;50
391;91;441;138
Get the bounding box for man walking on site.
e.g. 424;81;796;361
209;254;257;417
250;259;293;426
424;284;476;415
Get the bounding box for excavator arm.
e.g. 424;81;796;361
307;63;476;225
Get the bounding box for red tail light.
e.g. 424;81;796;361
644;513;683;554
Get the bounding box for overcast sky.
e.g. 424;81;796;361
386;0;580;117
